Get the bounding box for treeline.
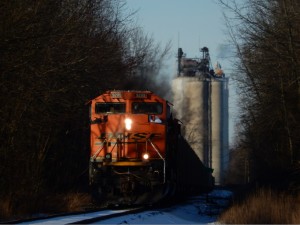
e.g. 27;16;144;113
221;0;300;189
0;0;170;217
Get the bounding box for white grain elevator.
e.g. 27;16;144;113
172;47;229;185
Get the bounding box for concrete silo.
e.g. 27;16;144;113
172;47;229;185
210;79;229;184
172;77;209;163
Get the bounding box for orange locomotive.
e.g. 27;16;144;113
89;90;214;205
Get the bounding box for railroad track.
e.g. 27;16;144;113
2;189;233;224
4;207;147;224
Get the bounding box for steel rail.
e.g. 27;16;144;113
67;207;146;224
3;207;145;224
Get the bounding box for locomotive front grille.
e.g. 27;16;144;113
102;161;150;166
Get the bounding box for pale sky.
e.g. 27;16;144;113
126;0;231;68
125;0;239;145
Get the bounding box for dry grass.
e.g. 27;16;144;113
62;192;92;212
0;192;92;222
0;198;13;221
219;188;300;224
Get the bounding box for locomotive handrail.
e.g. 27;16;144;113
92;145;104;160
147;139;166;183
92;138;120;160
92;138;109;160
109;141;118;153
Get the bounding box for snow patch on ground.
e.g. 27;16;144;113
19;189;232;224
96;189;233;224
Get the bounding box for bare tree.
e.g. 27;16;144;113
123;27;172;97
219;0;300;185
0;0;174;217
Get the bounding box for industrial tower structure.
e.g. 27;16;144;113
172;47;229;185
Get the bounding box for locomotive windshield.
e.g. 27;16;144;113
132;102;163;114
95;103;125;114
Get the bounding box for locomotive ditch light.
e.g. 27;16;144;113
143;153;149;160
124;118;132;130
105;153;112;162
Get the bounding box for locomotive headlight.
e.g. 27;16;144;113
143;153;149;160
124;118;132;130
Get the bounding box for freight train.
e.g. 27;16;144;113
89;90;214;205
